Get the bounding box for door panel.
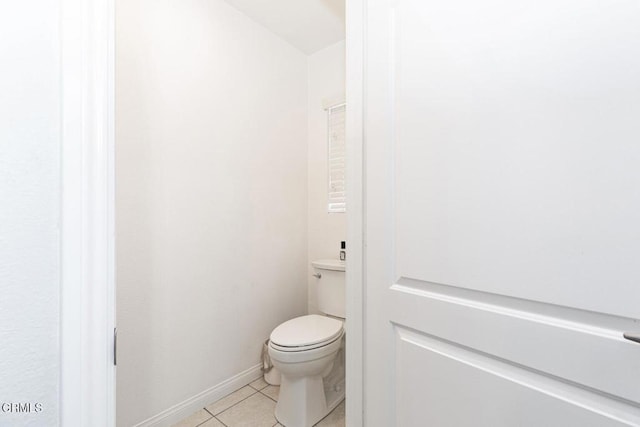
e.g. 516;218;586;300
363;0;640;425
396;327;632;427
390;280;640;404
394;0;640;318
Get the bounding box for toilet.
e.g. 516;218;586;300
268;259;346;427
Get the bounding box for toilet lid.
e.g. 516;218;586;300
270;314;343;348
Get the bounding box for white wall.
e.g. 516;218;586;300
0;3;60;426
116;1;308;425
307;41;347;314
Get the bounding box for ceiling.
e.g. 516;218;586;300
224;0;345;55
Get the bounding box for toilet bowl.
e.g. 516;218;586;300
268;259;346;427
269;314;344;427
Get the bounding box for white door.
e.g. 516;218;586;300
362;0;640;425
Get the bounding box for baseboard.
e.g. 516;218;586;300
133;364;263;427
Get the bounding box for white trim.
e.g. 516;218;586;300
58;0;362;425
133;365;263;427
345;0;365;424
60;0;115;425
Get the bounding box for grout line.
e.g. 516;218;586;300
212;387;259;416
184;386;343;427
260;390;278;403
214;415;229;427
248;380;269;391
197;405;229;427
193;410;215;427
194;382;280;426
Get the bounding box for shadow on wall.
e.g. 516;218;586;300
321;0;346;22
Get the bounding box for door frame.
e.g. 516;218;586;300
345;0;365;425
58;0;366;425
59;0;116;425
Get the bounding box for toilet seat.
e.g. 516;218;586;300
270;314;343;352
269;332;343;364
270;332;343;353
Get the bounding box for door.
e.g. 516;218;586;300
362;0;640;425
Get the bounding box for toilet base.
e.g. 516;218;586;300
274;377;344;427
274;339;345;427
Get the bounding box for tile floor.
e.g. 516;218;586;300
172;377;345;427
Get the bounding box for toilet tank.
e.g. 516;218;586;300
312;259;346;318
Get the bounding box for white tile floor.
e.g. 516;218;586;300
172;377;345;427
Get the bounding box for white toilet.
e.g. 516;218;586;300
268;259;345;427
